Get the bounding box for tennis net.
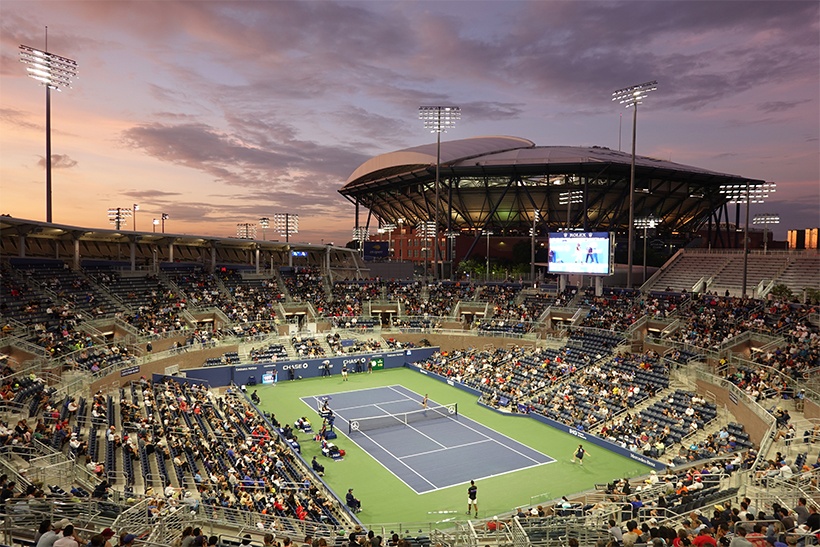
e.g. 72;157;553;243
348;403;458;434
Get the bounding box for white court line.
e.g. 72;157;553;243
387;385;546;466
398;438;493;460
373;403;447;449
301;385;554;494
299;395;436;494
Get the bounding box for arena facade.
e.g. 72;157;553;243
339;137;769;266
0;211;818;546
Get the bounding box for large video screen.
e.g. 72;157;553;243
547;232;613;276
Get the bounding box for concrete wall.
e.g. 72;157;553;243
695;378;770;446
804;397;820;421
90;344;237;392
390;333;536;353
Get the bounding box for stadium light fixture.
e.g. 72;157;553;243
107;207;132;231
612;80;657;288
635;216;659;286
152;218;159;233
20;39;78;223
420;105;460;281
418;221;437;285
133;204;139;231
352;226;369;256
485;230;494;282
259;217;270;241
396;218;405;260
378;223;396;261
530;210;540;284
161;212;169;234
236;222;256;240
752;213;780;253
720;182;776;297
559;190;583;232
273;213;299;243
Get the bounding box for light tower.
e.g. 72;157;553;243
259;217;270;240
752;213;780;253
720;182;776;296
634;216;659;286
419;105;460;280
559;190;583;232
19;38;78;223
612;80;658;287
236;223;256;240
273;213;299;243
107;207;132;231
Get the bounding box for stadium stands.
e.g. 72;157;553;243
1;247;819;547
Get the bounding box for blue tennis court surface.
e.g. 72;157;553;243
301;385;555;494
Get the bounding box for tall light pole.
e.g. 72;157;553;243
720;182;776;297
133;204;139;231
259;217;270;241
152;218;159;233
559;190;583;232
420;105;460;281
273;213;299;243
396;218;405;260
485;230;494;282
378;223;396;260
635;216;659;286
161;212;169;234
530;210;539;283
418;221;436;284
613;80;657;287
107;207;132;231
445;231;458;279
352;227;369;256
753;213;780;253
19;39;78;223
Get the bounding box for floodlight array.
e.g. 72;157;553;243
273;213;299;235
612;81;658;108
559;190;583;205
418;221;437;238
419;106;461;133
236;223;257;239
19;45;77;91
107;207;132;230
352;227;369;242
752;213;780;225
719;182;777;204
634;216;659;229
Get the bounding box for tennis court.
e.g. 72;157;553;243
302;385;555;494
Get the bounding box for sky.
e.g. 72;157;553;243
1;0;818;244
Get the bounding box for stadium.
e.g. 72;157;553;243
1;138;819;547
339;137;774;275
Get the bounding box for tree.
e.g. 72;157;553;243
769;284;793;301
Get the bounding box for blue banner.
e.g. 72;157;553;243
363;241;389;259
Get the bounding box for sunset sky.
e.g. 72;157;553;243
1;1;818;244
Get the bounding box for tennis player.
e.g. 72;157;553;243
570;444;590;465
341;364;348;381
466;480;478;517
421;394;428;408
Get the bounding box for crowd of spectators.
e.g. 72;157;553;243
282;269;326;307
669;295;761;350
290;337;326;358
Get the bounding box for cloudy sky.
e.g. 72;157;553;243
1;0;818;243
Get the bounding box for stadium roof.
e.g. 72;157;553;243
339;136;767;243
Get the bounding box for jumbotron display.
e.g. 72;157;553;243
547;232;614;275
